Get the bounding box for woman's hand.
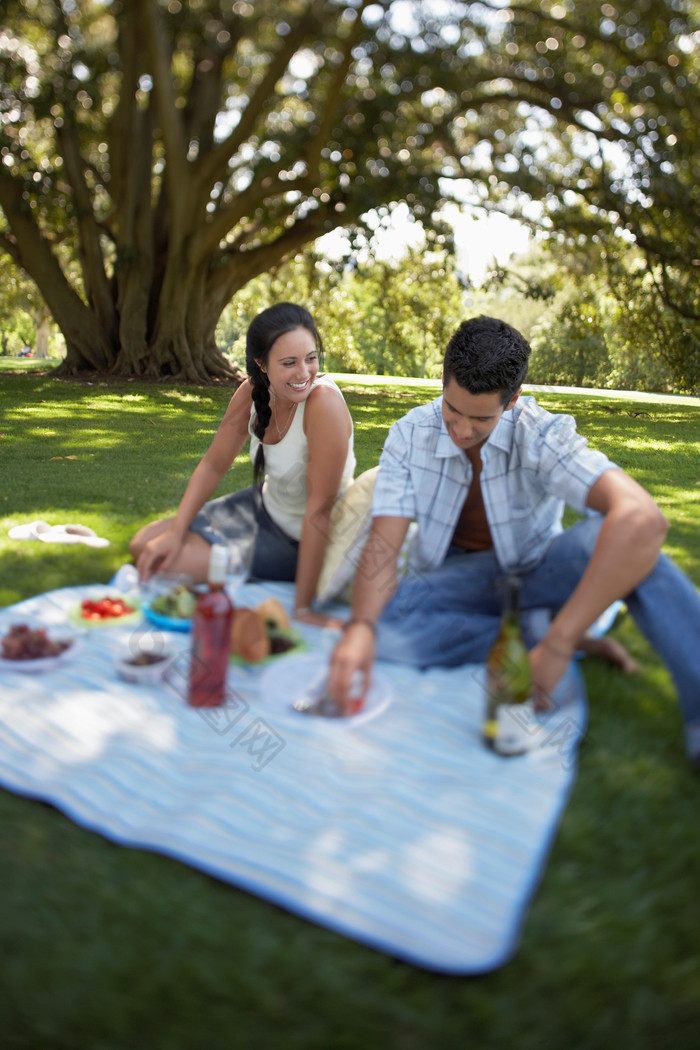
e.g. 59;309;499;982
137;528;183;582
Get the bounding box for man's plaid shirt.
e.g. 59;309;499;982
371;394;616;574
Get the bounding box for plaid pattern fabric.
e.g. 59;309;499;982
371;395;616;574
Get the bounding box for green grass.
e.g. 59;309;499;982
0;355;63;374
1;374;700;1049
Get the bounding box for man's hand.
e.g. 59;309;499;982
326;514;409;714
328;621;376;715
528;635;576;710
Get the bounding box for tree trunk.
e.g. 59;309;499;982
107;243;243;382
33;308;51;359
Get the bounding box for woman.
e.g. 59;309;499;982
130;303;355;627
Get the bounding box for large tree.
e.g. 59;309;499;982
0;0;698;380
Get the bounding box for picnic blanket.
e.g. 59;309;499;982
0;579;588;974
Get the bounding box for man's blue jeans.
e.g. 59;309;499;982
377;516;700;743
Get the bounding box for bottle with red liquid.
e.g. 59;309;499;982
188;544;234;708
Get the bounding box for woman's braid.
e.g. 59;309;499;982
249;361;270;481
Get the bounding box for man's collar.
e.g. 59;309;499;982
435;425;461;459
485;409;515;454
434;397;461;459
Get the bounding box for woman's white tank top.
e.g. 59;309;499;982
248;374;356;540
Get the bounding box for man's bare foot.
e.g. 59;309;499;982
578;635;641;674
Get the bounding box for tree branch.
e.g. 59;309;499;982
182;8;249;155
0;168;113;366
191;161;297;263
56;123;116;331
304;2;368;184
194;0;326;191
141;0;190;204
204;203;344;314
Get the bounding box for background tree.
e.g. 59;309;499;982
216;235;464;379
528;281;611;388
216;251;365;373
602;259;699;392
480;232;699;393
348;245;465;378
588;230;700;392
0;251;54;356
0;0;698;381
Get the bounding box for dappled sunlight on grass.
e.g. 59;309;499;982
0;538;118;607
3;382;232;469
160;390;209;403
614;435;699;454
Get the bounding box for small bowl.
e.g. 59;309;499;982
117;646;175;685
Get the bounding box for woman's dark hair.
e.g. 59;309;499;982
443;315;530;406
246;303;324;481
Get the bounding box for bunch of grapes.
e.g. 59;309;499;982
1;624;71;660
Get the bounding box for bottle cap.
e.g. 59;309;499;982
208;544;229;585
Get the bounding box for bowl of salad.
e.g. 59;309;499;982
142;574;199;632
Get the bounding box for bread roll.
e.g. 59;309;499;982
230;607;271;663
256;597;290;632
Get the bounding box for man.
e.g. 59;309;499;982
329;315;700;767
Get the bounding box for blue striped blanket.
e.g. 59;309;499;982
0;579;587;973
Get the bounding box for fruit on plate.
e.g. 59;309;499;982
256;597;290;632
149;584;197;620
231;608;271;663
230;601;297;663
80;596;135;621
1;624;72;660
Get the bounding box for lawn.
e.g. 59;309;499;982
1;370;699;1049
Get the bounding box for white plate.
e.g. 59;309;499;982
259;652;393;728
0;625;80;674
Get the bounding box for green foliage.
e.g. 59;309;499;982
529;285;612;388
480;1;700;325
482;238;700;394
0;251;45;354
217;253;367;375
602;258;700;393
350;246;465;379
599;285;679;394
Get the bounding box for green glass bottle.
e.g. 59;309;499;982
483;575;533;755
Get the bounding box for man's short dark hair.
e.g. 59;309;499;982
443;315;530;406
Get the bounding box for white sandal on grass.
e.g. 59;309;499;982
8;520;51;540
8;521;110;547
